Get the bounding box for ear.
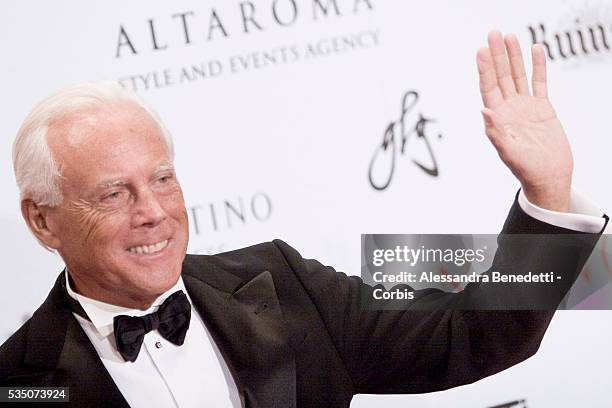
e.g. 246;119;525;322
21;199;61;249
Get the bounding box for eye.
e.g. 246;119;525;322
102;191;124;202
156;174;175;185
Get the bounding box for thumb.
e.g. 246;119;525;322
480;108;508;143
480;107;500;128
481;108;513;155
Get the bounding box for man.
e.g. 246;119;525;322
0;31;607;407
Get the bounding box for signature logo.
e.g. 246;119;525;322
486;399;527;408
368;90;442;191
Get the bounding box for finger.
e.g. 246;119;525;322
477;47;504;109
531;44;548;98
504;34;530;95
488;30;517;98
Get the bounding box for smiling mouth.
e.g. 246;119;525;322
127;239;169;254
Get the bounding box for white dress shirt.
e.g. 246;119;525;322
518;189;606;233
65;273;241;408
64;189;607;407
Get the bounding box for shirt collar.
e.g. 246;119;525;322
64;269;188;338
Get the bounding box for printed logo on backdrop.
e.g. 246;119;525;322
187;191;273;254
114;0;378;91
528;2;612;65
368;90;443;191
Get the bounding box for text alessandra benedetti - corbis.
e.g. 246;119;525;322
372;271;559;284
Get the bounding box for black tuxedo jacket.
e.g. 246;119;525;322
0;201;605;407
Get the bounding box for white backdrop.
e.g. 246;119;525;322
1;1;611;406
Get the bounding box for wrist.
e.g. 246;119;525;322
522;183;571;213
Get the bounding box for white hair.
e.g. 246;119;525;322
12;81;174;207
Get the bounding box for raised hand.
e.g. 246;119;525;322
477;30;572;212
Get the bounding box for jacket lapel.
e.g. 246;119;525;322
12;261;297;408
183;262;296;408
12;273;129;407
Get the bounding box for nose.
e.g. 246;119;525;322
131;188;167;228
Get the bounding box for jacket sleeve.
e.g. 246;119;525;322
271;198;606;395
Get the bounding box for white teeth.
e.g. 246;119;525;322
128;239;168;255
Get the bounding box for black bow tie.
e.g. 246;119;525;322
113;290;191;362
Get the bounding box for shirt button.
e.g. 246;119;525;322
155;341;163;349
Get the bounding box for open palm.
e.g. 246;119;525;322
477;31;572;212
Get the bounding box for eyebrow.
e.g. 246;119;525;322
96;179;127;190
94;163;175;190
154;163;175;174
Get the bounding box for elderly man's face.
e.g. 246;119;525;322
44;103;189;308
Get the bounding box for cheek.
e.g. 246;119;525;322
161;186;188;223
68;199;125;246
